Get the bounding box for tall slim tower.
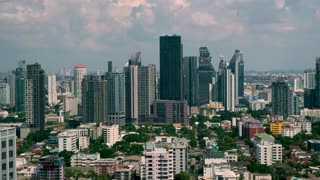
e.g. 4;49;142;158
74;64;87;100
198;47;216;105
81;75;107;124
159;35;183;100
229;49;244;105
138;64;156;122
124;61;139;124
221;62;235;111
25;63;45;130
47;73;57;105
316;58;320;108
7;71;15;107
105;71;126;126
272;79;292;119
304;68;316;89
15;60;26;112
0;83;10;105
183;56;198;106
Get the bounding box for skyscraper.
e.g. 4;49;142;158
138;64;156;122
216;56;226;102
15;60;26;112
159;35;183;100
0;83;10;105
0;127;17;180
81;75;107;124
47;73;57;105
183;56;198;106
198;47;216;105
272;79;292;119
74;64;87;100
229;49;244;105
7;71;15;107
25;63;45;130
124;63;138;124
220;62;235;111
304;68;316;89
316;58;320;108
105;71;126;126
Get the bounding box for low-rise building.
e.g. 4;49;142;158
71;153;100;168
244;172;272;180
256;141;282;166
269;121;283;135
114;165;135;180
281;125;301;138
93;158;116;176
300;108;320;118
79;136;90;150
102;125;121;147
17;166;38;178
307;139;320;152
58;131;77;152
35;155;64;180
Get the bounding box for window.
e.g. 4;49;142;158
1;141;6;148
9;140;13;147
9;151;13;158
9;161;13;168
2;152;6;159
9;172;13;179
2;163;6;170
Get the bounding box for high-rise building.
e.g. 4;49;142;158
216;57;226;102
304;88;316;108
229;49;244;105
220;63;235;111
152;100;189;125
108;61;113;73
0;83;10;105
272;79;292;119
159;35;183;100
47;73;57;105
304;68;316;89
183;56;198;107
15;61;27;112
0;127;16;180
35;155;64;180
74;64;87;101
198;47;216;105
7;71;15;107
106;71;126;126
316;58;320;108
81;75;107;124
25;63;45;130
124;64;138;124
138;64;156;122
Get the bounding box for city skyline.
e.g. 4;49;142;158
0;0;320;72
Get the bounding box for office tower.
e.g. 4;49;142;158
152;100;189;125
216;57;226;102
124;64;138;124
316;58;320;108
58;131;77;152
106;71;126;126
0;83;10;105
304;68;316;89
198;47;216;105
7;71;15;106
47;73;57;105
108;61;113;73
272;79;292;119
25;63;45;130
229;49;244;105
81;75;107;124
304;88;316;108
102;125;121;147
0;127;16;180
15;60;27;112
74;64;87;101
138;64;156;122
183;56;198;107
220;64;235;111
159;35;183;100
35;155;64;180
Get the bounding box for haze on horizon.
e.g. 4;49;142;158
0;0;319;73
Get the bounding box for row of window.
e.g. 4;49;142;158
1;140;14;148
2;151;14;159
2;161;14;170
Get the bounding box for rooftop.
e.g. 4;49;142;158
255;133;274;139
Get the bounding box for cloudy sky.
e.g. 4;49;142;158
0;0;319;73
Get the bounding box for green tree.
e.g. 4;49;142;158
164;125;177;136
113;141;130;153
122;124;136;132
59;150;74;167
127;144;144;156
174;172;191;180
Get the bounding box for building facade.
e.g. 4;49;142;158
35;156;64;180
102;125;121;147
272;79;292;119
74;64;87;101
0;83;10;105
152;100;189;125
58;131;77;152
159;35;183;101
183;56;198;107
0;127;16;180
47;74;57;105
15;60;26;112
229;49;244;105
81;75;107;124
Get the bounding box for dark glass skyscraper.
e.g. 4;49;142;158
25;63;45;130
272;79;292;119
198;47;216;105
183;56;198;106
229;49;244;105
159;35;183;100
81;75;108;124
